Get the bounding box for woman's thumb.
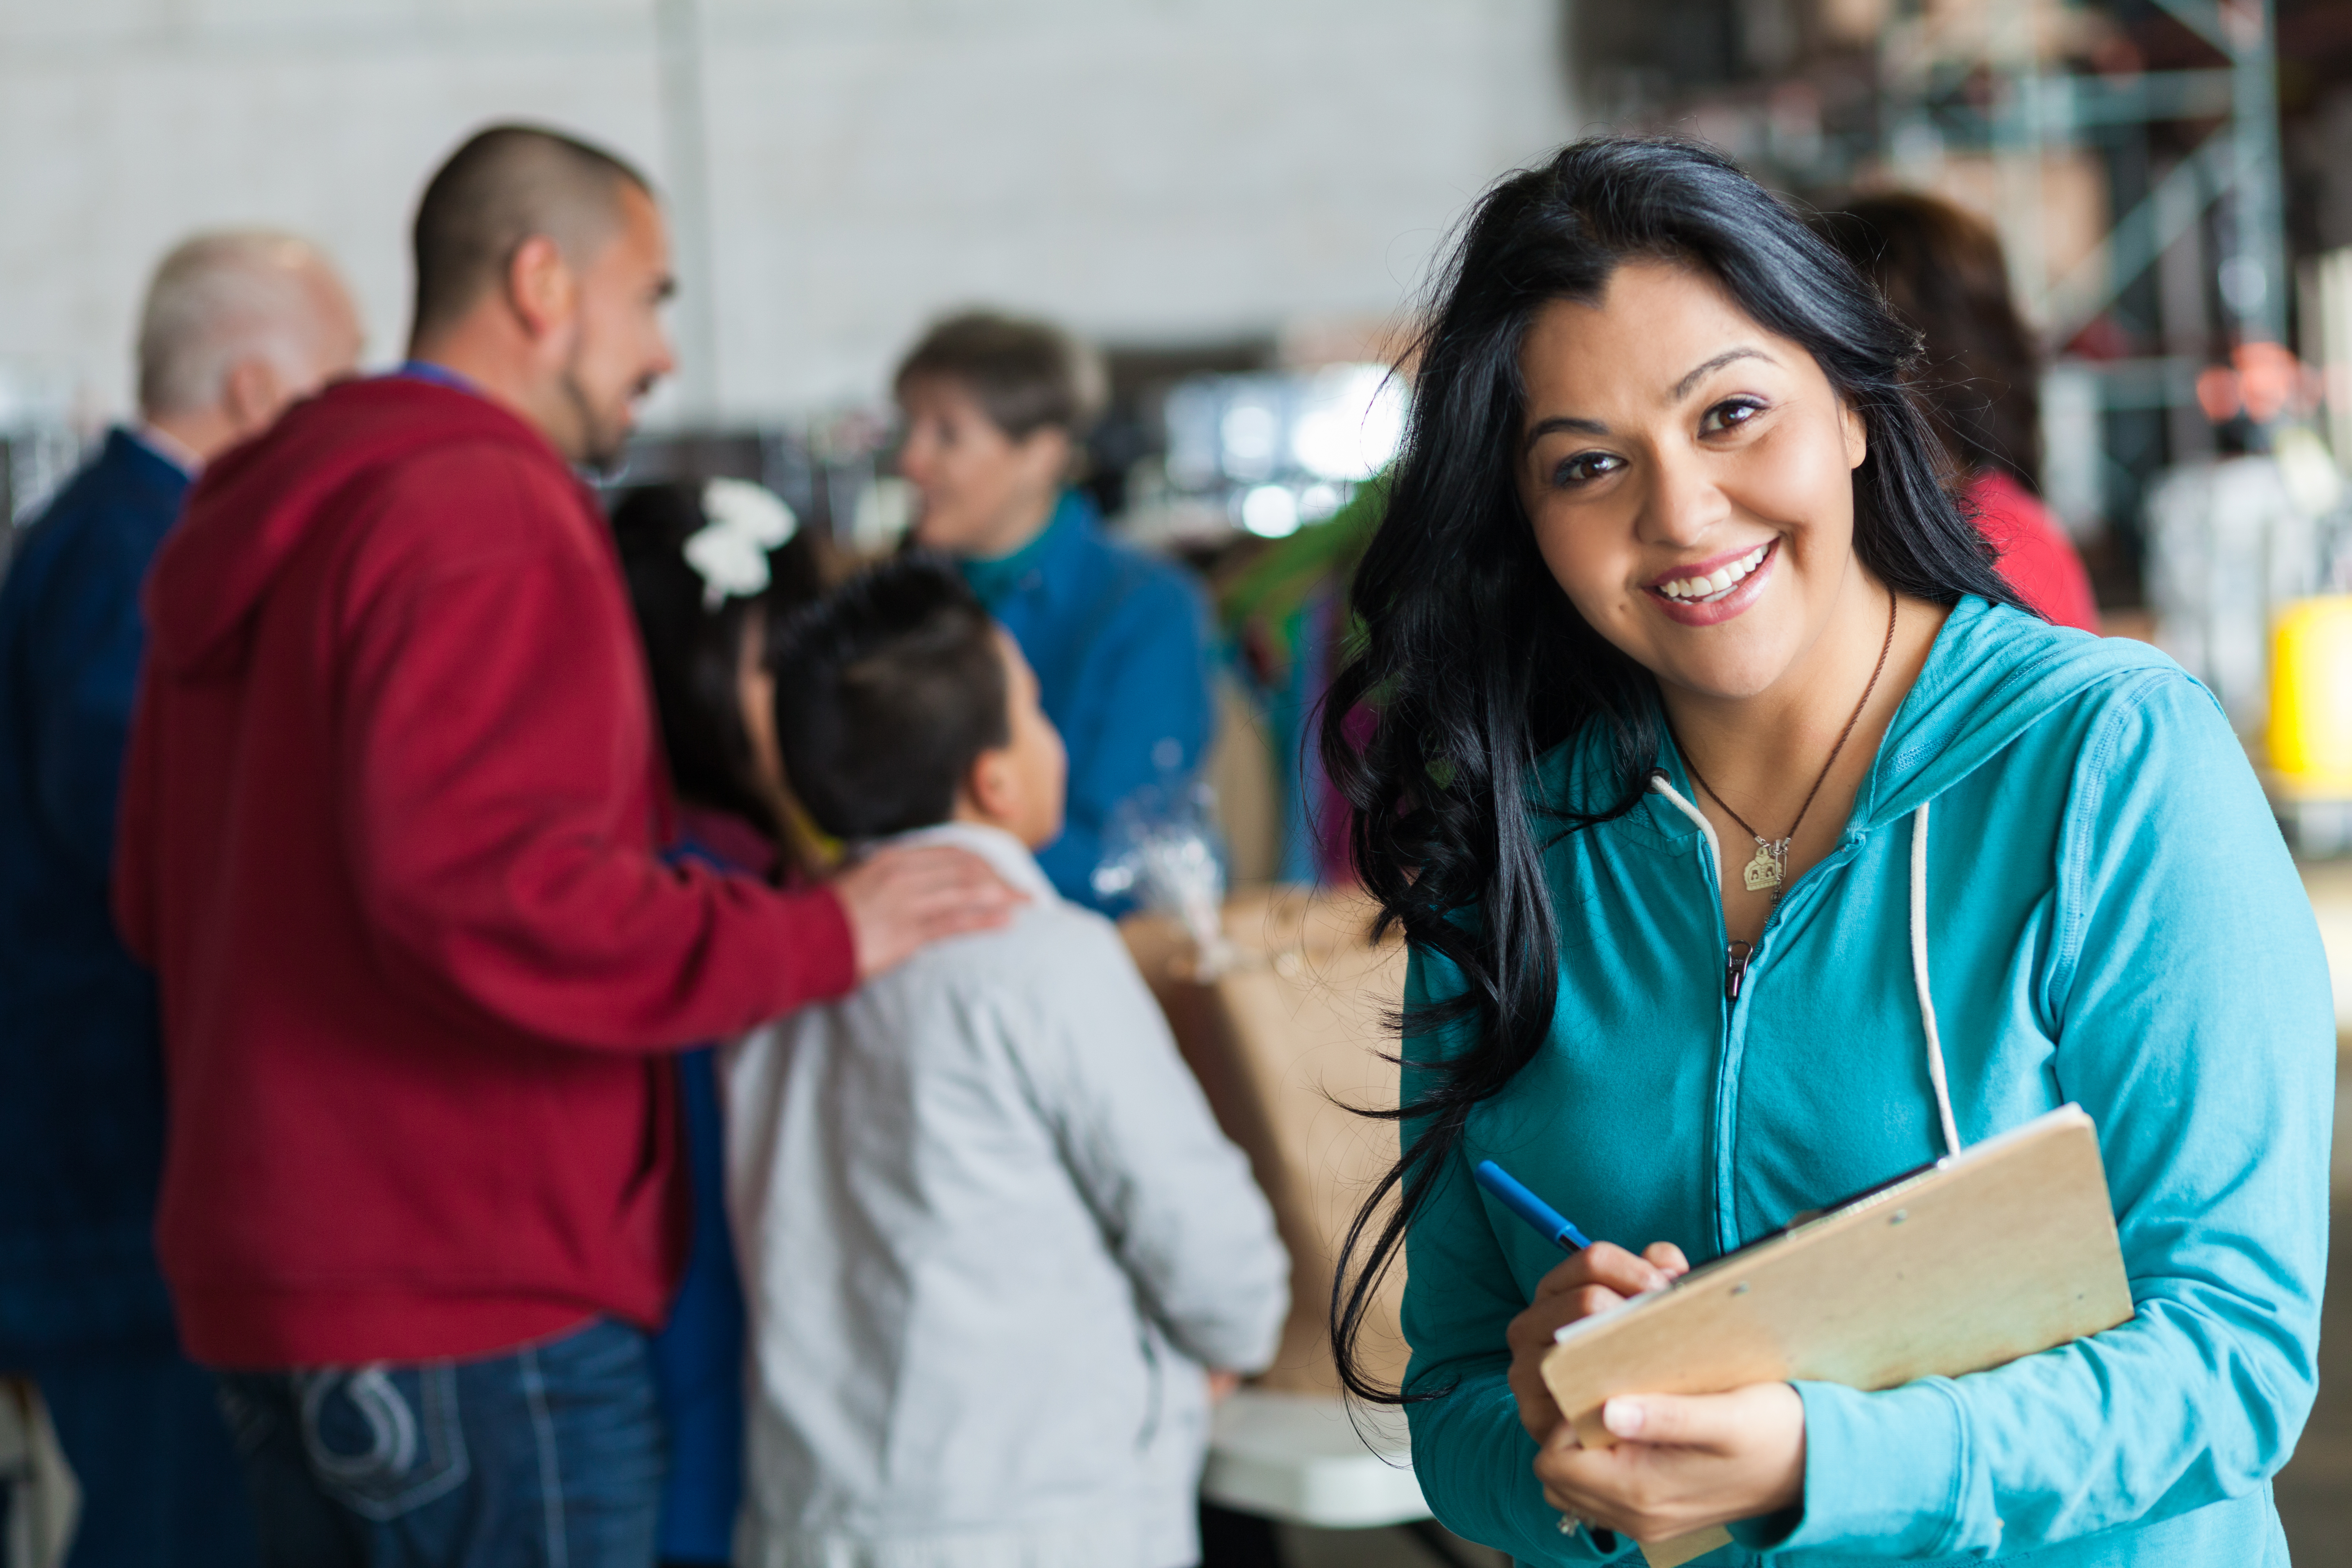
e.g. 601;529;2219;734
1602;1393;1725;1449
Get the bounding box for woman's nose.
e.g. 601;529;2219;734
895;436;929;484
1638;444;1730;547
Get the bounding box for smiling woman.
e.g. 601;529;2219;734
1320;139;2333;1566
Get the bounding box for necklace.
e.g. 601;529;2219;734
1677;591;1898;897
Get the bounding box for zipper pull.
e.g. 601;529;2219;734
1725;940;1754;1000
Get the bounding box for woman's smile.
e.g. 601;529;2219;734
1645;537;1779;626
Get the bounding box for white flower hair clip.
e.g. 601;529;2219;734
683;478;799;609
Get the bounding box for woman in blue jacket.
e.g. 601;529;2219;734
1320;139;2331;1563
894;312;1211;910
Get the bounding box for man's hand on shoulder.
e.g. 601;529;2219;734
832;845;1024;981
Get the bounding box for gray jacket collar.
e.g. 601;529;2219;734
867;820;1060;905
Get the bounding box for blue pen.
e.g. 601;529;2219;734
1473;1159;1595;1252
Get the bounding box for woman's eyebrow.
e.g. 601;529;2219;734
1520;413;1610;454
1674;346;1776;400
1520;347;1783;454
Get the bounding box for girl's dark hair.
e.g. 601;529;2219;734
609;480;826;837
1317;138;2027;1405
1813;192;2044;491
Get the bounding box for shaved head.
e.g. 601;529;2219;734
409;124;652;344
137;231;356;419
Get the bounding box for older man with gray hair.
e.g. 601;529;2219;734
0;229;359;1568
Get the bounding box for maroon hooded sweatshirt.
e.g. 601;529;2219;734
114;375;855;1367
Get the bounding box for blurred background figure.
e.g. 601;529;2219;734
1817;192;2102;632
609;476;833;1568
895;312;1212;910
0;229;361;1568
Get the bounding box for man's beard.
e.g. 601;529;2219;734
558;347;629;477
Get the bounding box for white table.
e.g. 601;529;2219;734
1203;1387;1430;1528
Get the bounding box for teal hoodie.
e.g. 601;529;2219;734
1401;596;2332;1565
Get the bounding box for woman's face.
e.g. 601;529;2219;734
896;374;1070;559
1515;259;1871;704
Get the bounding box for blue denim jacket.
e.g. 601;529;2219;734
0;429;190;1354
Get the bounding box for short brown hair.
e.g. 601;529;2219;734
410;124;651;341
892;311;1106;440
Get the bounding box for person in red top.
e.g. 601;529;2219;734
113;124;1018;1567
1815;191;2102;634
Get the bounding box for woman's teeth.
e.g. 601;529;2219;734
1656;542;1770;603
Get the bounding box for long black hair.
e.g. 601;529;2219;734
1318;137;2027;1404
609;480;827;840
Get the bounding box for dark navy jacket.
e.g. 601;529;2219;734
0;429;189;1354
971;492;1213;910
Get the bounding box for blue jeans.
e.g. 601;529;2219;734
14;1338;260;1568
214;1318;664;1568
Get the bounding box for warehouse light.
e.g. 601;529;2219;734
1220;402;1280;482
1290;365;1406;482
1241;484;1300;538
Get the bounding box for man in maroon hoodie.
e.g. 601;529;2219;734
113;125;1018;1566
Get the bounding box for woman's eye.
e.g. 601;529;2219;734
1553;451;1624;486
1701;397;1767;434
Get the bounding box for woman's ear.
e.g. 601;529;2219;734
1012;425;1075;493
1842;402;1868;471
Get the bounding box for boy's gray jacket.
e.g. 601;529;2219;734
722;823;1289;1568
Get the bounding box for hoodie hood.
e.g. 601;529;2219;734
144;376;559;678
1851;596;2174;828
1599;596;2177;851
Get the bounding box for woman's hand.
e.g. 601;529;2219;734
1537;1384;1806;1541
1506;1242;1688;1441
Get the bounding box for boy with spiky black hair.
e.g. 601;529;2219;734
724;556;1287;1568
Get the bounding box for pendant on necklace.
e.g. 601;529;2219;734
1742;839;1787;893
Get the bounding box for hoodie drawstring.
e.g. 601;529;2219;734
1647;771;1722;876
1909;801;1964;1159
1647;772;1964;1159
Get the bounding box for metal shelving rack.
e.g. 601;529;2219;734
1573;0;2302;582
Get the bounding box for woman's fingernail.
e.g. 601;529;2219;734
1603;1398;1645;1438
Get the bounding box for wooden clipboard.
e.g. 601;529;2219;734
1537;1104;2134;1567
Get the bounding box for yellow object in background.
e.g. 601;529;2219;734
2268;596;2352;794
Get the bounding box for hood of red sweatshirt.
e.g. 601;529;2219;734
145;376;562;679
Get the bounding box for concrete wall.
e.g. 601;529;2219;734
0;0;1575;428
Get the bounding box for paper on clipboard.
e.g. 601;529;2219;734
1539;1104;2134;1568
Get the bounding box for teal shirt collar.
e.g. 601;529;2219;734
957;492;1087;609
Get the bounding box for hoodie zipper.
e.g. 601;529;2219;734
1725;939;1754;1000
1649;774;1761;1004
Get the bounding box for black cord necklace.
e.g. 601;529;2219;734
1676;591;1898;897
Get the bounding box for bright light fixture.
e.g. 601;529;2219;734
1240;484;1300;538
1290;364;1406;482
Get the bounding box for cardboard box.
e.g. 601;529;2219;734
1121;887;1410;1396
